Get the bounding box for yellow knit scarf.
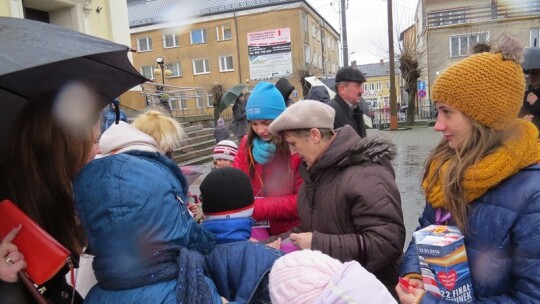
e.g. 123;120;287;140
423;121;540;208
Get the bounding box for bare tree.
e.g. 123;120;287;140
398;30;421;126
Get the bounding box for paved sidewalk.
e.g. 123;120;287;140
188;126;442;249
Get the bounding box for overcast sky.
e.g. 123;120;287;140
306;0;419;65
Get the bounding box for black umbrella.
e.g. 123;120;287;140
0;17;148;151
523;47;540;73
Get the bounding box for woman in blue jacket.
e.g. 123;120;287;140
397;36;540;303
74;121;222;304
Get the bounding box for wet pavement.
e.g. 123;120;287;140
188;126;442;250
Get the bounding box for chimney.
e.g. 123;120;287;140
380;59;384;64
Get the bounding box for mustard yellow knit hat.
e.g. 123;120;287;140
432;35;526;130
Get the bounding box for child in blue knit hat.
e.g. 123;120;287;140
232;82;302;239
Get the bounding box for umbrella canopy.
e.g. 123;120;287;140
0;17;148;152
523;47;540;73
305;76;336;99
219;84;246;113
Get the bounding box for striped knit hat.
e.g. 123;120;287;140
213;140;238;162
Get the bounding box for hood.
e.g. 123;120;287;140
312;125;396;172
98;121;160;157
306;86;331;103
275;78;295;101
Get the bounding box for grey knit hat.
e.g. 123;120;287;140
269;100;335;135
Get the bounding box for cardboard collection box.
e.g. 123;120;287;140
413;225;475;302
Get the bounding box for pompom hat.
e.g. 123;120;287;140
432;35;526;130
213;140;238;162
246;82;286;121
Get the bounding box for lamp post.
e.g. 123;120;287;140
154;58;172;115
154;57;172;85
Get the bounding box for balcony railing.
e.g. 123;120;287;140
427;0;540;28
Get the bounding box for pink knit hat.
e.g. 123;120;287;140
269;250;342;304
269;250;397;304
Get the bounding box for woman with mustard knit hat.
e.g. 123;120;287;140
397;35;540;303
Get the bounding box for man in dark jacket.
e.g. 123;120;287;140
327;67;367;137
269;100;405;298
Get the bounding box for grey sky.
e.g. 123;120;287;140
306;0;419;65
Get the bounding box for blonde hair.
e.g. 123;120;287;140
132;110;184;154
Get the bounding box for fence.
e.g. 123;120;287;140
371;104;436;129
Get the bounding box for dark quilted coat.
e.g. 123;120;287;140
401;164;540;303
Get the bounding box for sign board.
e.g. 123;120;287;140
417;81;426;91
248;28;292;80
418;90;427;98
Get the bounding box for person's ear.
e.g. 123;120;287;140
310;128;322;142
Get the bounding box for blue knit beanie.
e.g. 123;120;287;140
246;82;286;120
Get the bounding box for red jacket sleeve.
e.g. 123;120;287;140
232;136;249;174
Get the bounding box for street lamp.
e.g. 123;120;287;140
154;57;172;85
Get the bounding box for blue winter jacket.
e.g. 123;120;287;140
401;164;540;303
74;151;221;304
203;218;283;303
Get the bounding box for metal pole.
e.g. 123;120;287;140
340;0;348;66
387;0;398;129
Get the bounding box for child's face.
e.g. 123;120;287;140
215;159;233;169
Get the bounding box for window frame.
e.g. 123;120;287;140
206;94;213;108
531;28;540;47
219;55;234;72
190;28;207;45
137;37;152;52
163;33;179;48
216;24;232;41
167;61;182;78
449;32;488;58
192;58;210;75
140;65;154;79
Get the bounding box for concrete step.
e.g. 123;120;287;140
179;133;216;146
174;146;215;163
176;139;216;154
177;154;214;166
183;125;203;134
185;128;213;138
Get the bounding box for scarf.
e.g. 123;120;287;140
252;137;276;165
202;218;254;244
423;121;540;208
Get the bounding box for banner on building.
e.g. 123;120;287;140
248;28;292;80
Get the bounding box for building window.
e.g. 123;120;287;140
386;81;390;89
216;24;232;41
370;83;375;90
193;58;210;74
163;33;179;48
450;32;488;58
317;28;321;41
179;99;188;110
304;44;311;65
377;82;382;90
168;62;182;77
531;28;540;47
190;29;207;45
363;84;368;91
137;37;152;52
312;23;317;38
140;65;154;79
195;97;203;108
219;55;234;72
206;94;213;107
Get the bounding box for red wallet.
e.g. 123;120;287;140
0;199;70;285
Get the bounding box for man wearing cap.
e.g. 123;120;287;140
328;66;367;137
268;100;405;298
